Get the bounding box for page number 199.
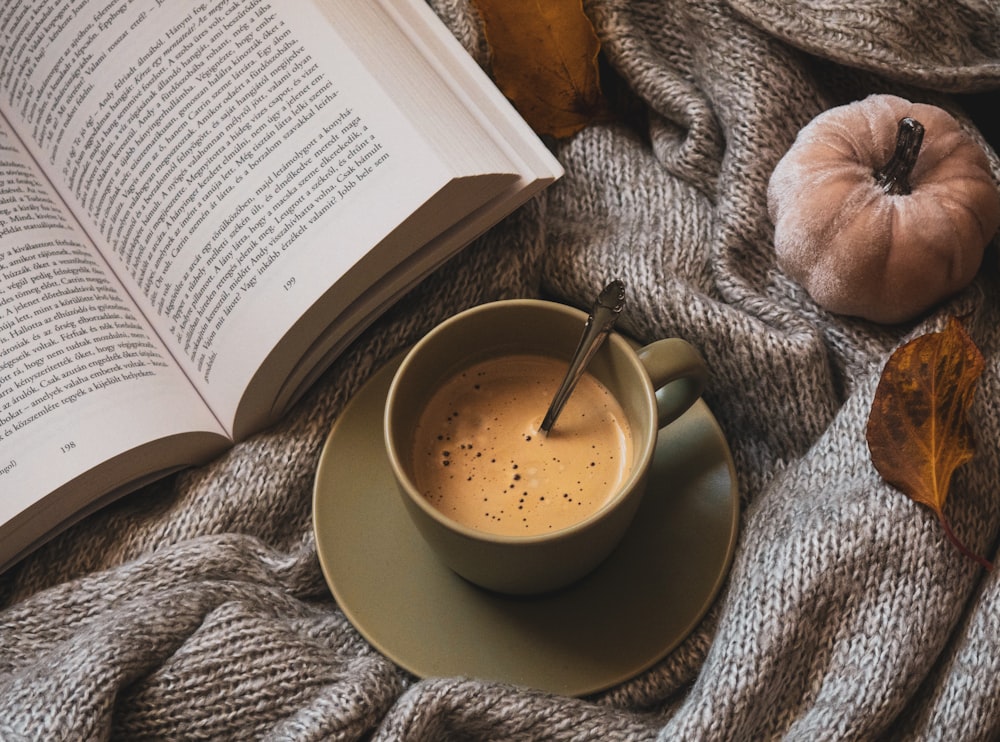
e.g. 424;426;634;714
283;277;297;291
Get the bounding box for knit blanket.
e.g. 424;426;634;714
4;0;1000;738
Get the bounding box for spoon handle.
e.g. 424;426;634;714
540;280;626;434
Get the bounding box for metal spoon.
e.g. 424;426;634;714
539;279;626;435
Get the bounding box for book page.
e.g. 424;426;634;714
0;0;519;435
0;116;228;530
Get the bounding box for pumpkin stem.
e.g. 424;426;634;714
874;117;925;196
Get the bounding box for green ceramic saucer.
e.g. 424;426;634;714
313;353;739;697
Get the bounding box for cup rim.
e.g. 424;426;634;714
384;299;659;546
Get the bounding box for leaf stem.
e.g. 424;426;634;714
874;117;925;196
938;510;993;571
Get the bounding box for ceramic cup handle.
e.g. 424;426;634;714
636;339;708;428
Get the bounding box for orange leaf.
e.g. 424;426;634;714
866;316;989;569
471;0;604;138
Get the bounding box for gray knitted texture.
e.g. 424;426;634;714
3;0;1000;739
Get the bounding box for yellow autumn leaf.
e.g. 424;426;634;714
471;0;604;138
866;316;989;569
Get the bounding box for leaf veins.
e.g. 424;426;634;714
866;316;989;570
471;0;605;138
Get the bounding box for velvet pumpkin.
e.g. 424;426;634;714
767;94;1000;324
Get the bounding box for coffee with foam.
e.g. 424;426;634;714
410;354;634;537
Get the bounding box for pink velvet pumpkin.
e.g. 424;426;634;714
768;94;1000;324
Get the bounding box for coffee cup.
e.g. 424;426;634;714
384;299;708;595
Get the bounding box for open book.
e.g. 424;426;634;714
0;0;562;570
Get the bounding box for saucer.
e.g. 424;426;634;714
313;353;739;696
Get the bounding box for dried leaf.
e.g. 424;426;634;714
472;0;604;138
866;316;989;569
